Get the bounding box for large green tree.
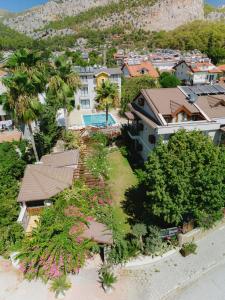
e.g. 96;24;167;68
95;80;118;127
159;72;181;88
47;55;81;129
121;75;158;114
139;130;225;226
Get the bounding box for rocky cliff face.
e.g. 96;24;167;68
4;0;118;35
88;0;204;32
3;0;204;38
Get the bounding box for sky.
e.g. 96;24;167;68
0;0;225;12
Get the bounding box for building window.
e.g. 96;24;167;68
111;74;118;81
80;99;90;109
81;76;88;83
148;135;156;144
81;87;88;96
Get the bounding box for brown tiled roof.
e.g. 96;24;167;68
17;164;74;202
123;61;159;78
0;130;22;143
40;150;79;168
196;94;225;119
80;221;113;245
142;88;199;116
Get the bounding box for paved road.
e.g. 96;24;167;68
172;262;225;300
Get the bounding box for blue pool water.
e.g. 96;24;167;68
83;114;116;127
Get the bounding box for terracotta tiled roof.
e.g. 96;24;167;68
123;61;159;78
218;64;225;72
0;130;22;143
17;164;74;202
189;62;221;74
80;221;113;245
40;150;79;168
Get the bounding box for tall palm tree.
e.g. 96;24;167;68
95;80;118;127
5;48;50;70
2;69;43;162
47;55;81;130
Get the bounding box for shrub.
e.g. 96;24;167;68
144;226;163;256
180;242;197;257
99;265;117;289
62;130;83;150
50;276;71;298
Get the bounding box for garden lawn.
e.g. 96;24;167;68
107;150;137;205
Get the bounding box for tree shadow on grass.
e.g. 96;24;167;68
122;183;170;229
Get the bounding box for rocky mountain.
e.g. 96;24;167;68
3;0;204;39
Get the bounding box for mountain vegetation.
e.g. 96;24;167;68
0;23;33;50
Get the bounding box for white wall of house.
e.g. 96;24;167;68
174;63;191;82
122;66;130;78
74;75;96;110
134;119;221;161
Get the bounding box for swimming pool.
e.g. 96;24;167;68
82;113;116;127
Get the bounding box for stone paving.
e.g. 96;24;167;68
0;223;225;300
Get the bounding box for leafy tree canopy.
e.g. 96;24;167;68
121;75;158;114
139;130;225;226
159;72;181;88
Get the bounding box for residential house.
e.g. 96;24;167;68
122;60;159;79
173;60;221;85
17;150;79;232
72;66;122;111
126;84;225;161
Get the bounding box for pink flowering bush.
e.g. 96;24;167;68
17;181;113;281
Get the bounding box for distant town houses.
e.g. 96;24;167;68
126;84;225;160
121;60;159;79
114;48;210;73
72;66;122;110
173;60;221;85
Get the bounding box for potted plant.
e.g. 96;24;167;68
99;267;117;294
180;242;197;257
50;276;71;299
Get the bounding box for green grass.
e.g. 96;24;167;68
107;149;137;205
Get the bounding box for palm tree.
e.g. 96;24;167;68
47;55;81;130
5;48;50;70
95;80;118;127
2;69;43;162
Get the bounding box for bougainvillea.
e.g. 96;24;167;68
17;181;112;281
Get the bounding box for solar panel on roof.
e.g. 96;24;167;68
214;85;225;94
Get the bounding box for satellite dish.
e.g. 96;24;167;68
188;93;198;103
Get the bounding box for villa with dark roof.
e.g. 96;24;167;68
126;84;225;160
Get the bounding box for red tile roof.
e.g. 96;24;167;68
189;62;221;74
218;64;225;73
123;61;159;78
0;130;22;143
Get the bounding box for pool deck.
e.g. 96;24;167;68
68;109;127;129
